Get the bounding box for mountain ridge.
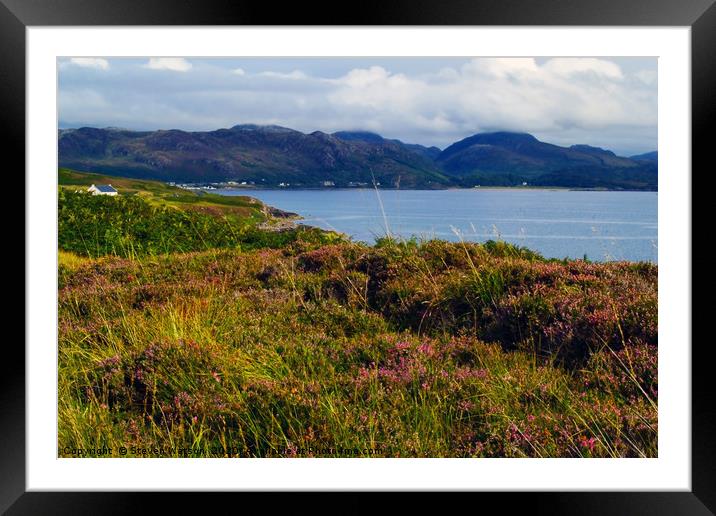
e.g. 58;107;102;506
58;125;657;190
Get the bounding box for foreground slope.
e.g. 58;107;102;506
58;236;657;457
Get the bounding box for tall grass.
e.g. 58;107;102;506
370;168;391;239
58;239;657;457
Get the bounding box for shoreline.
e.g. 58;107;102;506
199;185;658;193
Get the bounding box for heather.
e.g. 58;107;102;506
58;239;657;457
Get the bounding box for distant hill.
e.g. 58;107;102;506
59;126;657;190
59;125;450;189
333;131;442;160
629;151;658;162
437;132;640;176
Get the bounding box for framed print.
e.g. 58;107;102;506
6;0;715;512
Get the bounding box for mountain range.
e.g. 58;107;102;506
58;125;658;190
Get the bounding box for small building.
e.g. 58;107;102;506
88;184;118;196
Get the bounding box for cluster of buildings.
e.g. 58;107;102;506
86;179;387;195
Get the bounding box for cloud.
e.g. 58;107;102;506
68;58;109;70
58;57;657;155
144;58;193;72
543;58;623;79
334;66;391;87
462;57;539;78
321;58;655;148
258;70;308;80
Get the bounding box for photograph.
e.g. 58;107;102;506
8;2;710;506
56;55;659;459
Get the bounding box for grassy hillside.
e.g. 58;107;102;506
58;238;657;458
59;169;341;258
60;168;268;219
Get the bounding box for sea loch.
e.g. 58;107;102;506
213;188;658;263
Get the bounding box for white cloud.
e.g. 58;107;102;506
68;58;109;70
334;66;391;87
462;57;539;78
232;68;246;76
258;70;308;80
328;66;424;112
543;58;623;79
144;58;192;72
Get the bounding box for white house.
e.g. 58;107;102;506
88;184;118;196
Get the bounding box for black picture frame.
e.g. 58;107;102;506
5;0;714;513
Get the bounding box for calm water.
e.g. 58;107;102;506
213;188;658;262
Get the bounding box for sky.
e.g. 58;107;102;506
58;57;657;156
